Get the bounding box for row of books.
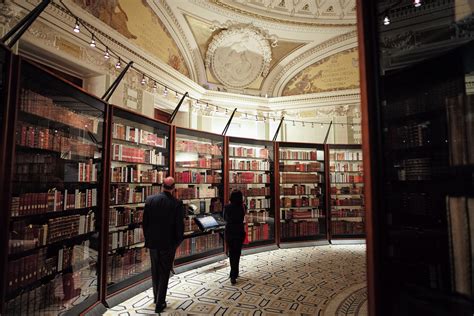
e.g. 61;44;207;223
247;223;271;242
175;233;222;259
331;221;364;234
388;120;432;149
175;186;219;199
282;209;323;220
330;185;364;195
230;159;271;171
175;170;222;184
247;210;270;223
331;209;365;217
107;248;149;284
176;140;221;156
64;161;98;182
330;151;362;161
280;173;321;183
281;221;320;238
279;150;320;161
112;144;166;165
9;212;95;254
247;198;271;209
281;197;320;208
230;172;271;184
176;158;221;169
110;185;160;205
236;186;271;197
109;206;144;228
330;173;363;183
10;188;97;217
331;198;363;206
111;166;166;183
20;89;99;133
397;158;431;181
108;228;144;251
281;184;321;196
330;162;363;172
229;146;269;159
15;159;98;183
16;121;98;158
184;217;200;233
280;162;323;172
112;123;167;148
7;240;91;292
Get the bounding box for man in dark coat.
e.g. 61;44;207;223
143;176;184;313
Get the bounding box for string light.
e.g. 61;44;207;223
89;34;96;47
104;47;110;59
73;18;80;33
115;57;121;69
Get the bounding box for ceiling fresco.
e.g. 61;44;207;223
72;0;190;77
282;48;359;96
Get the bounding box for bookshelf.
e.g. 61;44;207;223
277;142;327;243
106;106;170;294
2;59;106;315
173;127;225;264
328;145;365;240
228;137;275;248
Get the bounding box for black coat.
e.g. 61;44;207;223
223;203;246;240
143;191;184;250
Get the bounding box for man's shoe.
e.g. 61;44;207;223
231;278;236;285
155;302;167;313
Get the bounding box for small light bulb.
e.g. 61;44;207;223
115;57;121;69
104;47;110;59
414;0;422;7
383;15;390;25
90;34;96;47
141;74;146;85
73;19;80;33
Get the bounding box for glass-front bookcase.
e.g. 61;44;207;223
328;145;365;240
174;127;225;263
3;59;106;315
278;142;327;243
228;137;275;247
107;106;170;294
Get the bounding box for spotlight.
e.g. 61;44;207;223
414;0;422;7
104;47;110;59
141;74;146;85
73;19;80;33
115;57;121;69
383;15;390;25
89;34;96;47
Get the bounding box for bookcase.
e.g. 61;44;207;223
106;106;170;295
173;127;225;264
227;137;275;247
277;142;327;243
1;58;107;315
328;145;365;240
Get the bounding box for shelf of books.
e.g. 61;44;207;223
328;145;365;239
174;127;224;264
3;59;106;315
106;106;170;294
277;143;327;243
228;137;275;248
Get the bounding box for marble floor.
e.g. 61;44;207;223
104;244;367;315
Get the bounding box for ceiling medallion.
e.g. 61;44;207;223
205;25;272;89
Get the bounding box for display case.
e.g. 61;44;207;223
2;58;106;315
277;142;327;243
228;137;275;247
328;145;365;240
173;127;225;264
106;106;170;294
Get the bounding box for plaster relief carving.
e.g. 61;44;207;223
206;25;272;89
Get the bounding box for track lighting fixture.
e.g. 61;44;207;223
104;47;110;59
73;18;80;33
90;34;96;47
115;57;121;69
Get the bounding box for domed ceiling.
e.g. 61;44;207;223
71;0;358;97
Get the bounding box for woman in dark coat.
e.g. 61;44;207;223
224;189;246;284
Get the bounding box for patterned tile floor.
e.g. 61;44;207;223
104;245;367;315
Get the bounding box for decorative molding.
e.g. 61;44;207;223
205;24;272;89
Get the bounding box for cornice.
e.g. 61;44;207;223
188;0;354;33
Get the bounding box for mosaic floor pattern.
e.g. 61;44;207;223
104;245;367;315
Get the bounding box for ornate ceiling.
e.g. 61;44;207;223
69;0;358;97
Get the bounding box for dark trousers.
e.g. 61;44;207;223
150;248;175;305
227;237;244;279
